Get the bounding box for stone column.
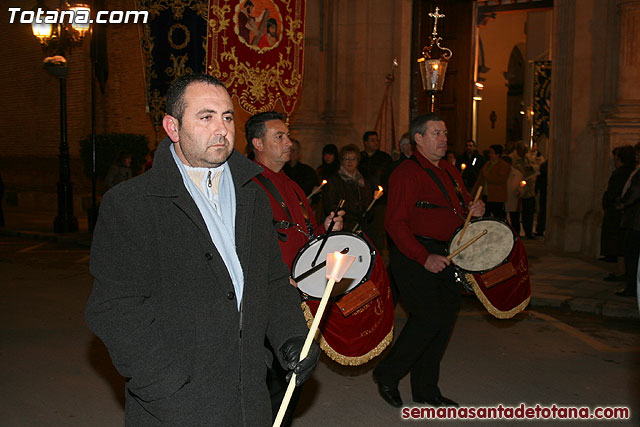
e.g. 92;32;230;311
605;0;640;143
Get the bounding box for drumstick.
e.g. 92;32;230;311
274;252;356;427
447;229;488;260
457;186;483;245
292;247;350;283
310;199;345;267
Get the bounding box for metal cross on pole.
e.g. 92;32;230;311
429;6;445;37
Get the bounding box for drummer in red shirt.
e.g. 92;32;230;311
373;113;484;409
247;111;343;426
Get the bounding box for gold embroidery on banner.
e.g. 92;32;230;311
168;23;191;50
165;53;193;79
209;4;231;34
209;0;305;115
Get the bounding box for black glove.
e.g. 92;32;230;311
280;336;320;386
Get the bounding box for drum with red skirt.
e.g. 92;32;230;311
448;218;531;319
292;232;394;366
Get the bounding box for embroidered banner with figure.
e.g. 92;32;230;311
206;0;306;116
139;0;208;132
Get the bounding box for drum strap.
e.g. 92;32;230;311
410;156;467;215
255;173;313;240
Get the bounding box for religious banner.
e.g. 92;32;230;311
138;0;209;132
206;0;306;116
533;60;551;141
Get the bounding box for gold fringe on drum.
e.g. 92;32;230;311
301;302;393;366
465;273;530;319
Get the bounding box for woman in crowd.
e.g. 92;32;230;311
322;144;373;232
316;143;340;181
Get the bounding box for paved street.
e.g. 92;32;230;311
1;235;638;426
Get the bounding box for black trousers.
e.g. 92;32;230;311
484;201;506;220
624;229;640;294
521;197;536;237
374;241;460;401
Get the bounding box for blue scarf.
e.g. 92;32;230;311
170;144;244;309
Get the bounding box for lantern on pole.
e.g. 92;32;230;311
417;7;453;112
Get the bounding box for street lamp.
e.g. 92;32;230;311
31;1;91;233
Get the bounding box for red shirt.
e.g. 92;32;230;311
253;162;324;269
385;152;472;266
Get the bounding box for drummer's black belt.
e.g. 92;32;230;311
413;235;448;257
416;201;448;209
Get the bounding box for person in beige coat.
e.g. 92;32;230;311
472;144;511;220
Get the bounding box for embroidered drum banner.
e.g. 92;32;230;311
206;0;306;116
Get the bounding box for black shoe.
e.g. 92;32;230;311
534;232;544;237
416;394;459;407
615;288;637;297
524;234;536;240
373;372;402;408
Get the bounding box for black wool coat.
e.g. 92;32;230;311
86;138;308;426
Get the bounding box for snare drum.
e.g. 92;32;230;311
293;232;374;299
292;232;394;365
448;218;531;319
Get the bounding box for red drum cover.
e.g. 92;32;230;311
466;237;531;319
301;252;394;366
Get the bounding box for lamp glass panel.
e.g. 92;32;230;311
418;58;448;92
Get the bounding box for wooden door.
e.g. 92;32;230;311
411;0;475;154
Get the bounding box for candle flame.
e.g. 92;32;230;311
321;180;327;185
461;163;467;170
378;185;383;192
521;180;527;187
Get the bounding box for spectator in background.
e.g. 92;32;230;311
535;160;548;237
503;155;523;235
472;145;510;220
324;144;374;233
283;138;318;197
391;132;413;172
445;150;457;166
316;143;339;181
526;141;546;176
509;142;536;239
359;131;392;191
456;139;485;192
600;146;636;277
104;151;133;191
615;146;640;297
359;131;392;253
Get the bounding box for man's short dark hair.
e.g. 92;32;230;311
490;144;503;155
363;131;378;143
245;111;285;149
409;113;443;144
165;73;227;125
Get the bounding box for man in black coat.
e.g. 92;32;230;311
85;74;319;426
